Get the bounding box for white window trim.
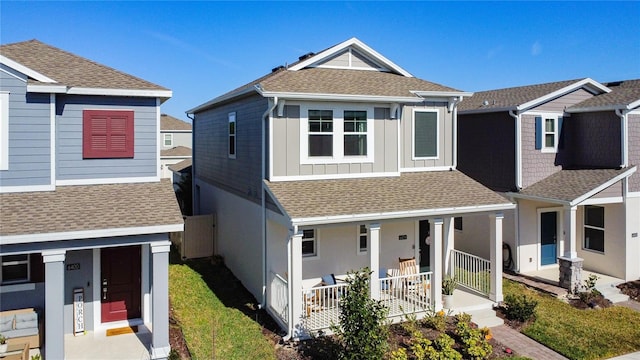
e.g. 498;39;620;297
0;254;30;285
583;205;605;254
526;111;562;154
302;228;319;259
228;112;236;159
357;224;368;255
411;108;440;160
0;91;9;171
299;102;374;164
541;115;559;153
163;133;173;147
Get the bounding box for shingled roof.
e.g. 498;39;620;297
568;79;640;111
161;114;192;131
161;146;192;157
512;167;636;205
0;180;184;238
265;171;513;224
0;39;169;92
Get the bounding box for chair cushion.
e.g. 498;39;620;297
321;274;336;285
0;315;14;332
3;327;38;338
15;312;37;323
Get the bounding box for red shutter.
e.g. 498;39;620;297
83;110;134;158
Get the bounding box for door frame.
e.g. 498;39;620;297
414;219;431;272
536;207;563;269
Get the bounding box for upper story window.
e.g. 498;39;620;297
163;133;173;147
535;115;563;153
83;110;134;159
300;103;374;164
583;205;604;253
0;91;9;170
302;229;317;257
228;112;236;159
1;255;29;284
413;110;439;159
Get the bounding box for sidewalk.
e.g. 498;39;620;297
490;325;568;360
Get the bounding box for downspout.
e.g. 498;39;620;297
615;108;629;168
283;224;298;342
450;96;462;169
509;110;522;189
261;97;278;309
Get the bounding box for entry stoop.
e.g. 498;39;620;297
467;308;504;328
596;283;629;303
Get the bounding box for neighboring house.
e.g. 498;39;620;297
0;40;184;359
187;38;515;338
458;78;639;291
160;114;192;181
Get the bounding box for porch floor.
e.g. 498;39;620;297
522;267;624;287
65;326;151;360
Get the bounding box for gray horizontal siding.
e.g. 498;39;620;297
0;69;52;187
55;95;158;180
193;94;267;204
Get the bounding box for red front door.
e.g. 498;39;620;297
101;246;141;322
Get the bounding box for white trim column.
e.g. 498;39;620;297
563;205;578;259
43;249;66;360
490;212;504;302
369;223;380;299
150;241;171;360
443;217;454;276
559;205;583;291
289;230;303;338
430;218;443;310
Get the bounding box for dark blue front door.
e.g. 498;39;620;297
540;212;557;266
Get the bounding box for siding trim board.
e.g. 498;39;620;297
270;171;401;182
56;176;159;186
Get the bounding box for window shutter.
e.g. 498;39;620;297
535;116;542;150
558;116;564;149
83;110;134;158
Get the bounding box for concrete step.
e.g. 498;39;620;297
595;284;629;304
467;308;504;328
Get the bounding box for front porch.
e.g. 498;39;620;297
65;327;151;360
522;267;625;289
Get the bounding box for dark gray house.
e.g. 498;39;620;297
0;40;183;359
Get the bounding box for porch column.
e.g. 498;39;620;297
490;212;504;302
559;205;583;291
289;230;303;338
430;218;443;310
369;223;381;300
443;217;454;276
150;241;171;360
42;250;66;360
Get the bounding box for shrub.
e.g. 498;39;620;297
421;308;447;332
331;267;389;360
503;293;538;322
402;329;461;360
455;315;492;360
575;274;601;304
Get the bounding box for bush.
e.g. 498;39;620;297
455;314;492;360
331;267;389;360
503;293;538;322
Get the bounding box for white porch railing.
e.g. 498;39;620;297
269;272;289;326
379;272;432;317
301;282;348;331
451;249;491;295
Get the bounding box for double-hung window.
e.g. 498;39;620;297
583;205;604;253
344;111;367;156
0;255;29;284
357;225;368;254
228;112;236;158
163;133;173;147
535;115;563;153
413;110;438;159
308;110;333;157
302;229;317;257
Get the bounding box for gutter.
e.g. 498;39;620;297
509;110;522;190
615;108;629;168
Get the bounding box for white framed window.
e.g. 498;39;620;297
534;114;563;153
583;205;604;253
0;255;29;284
228;112;236;159
302;229;317;257
0;91;9;171
163;133;173;147
412;109;439;160
357;224;368;254
299;102;374;164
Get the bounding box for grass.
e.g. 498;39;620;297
169;260;276;360
504;279;640;360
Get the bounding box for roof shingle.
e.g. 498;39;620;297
161;146;192;157
569;79;640;110
161;114;192;131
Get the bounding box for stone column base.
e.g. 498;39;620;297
558;256;583;292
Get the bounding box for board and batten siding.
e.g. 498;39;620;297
400;103;453;169
271;104;398;177
55;95;158;180
193;93;267;205
629;114;640;193
0;66;52;187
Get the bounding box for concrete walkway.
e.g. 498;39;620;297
491;325;568;360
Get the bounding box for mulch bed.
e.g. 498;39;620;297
618;280;640;302
169;302;192;359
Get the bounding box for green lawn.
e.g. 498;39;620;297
169;261;276;360
504;279;640;360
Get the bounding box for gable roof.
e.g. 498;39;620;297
0;39;171;99
161;146;192;157
567;79;640;112
169;158;192;173
509;167;636;206
0;180;184;242
161;114;192;131
188;38;470;113
265;171;514;226
458;78;610;114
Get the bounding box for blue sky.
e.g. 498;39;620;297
2;1;639;120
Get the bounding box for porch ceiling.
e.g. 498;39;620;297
513;167;636;205
0;180;184;237
264;171;513;221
